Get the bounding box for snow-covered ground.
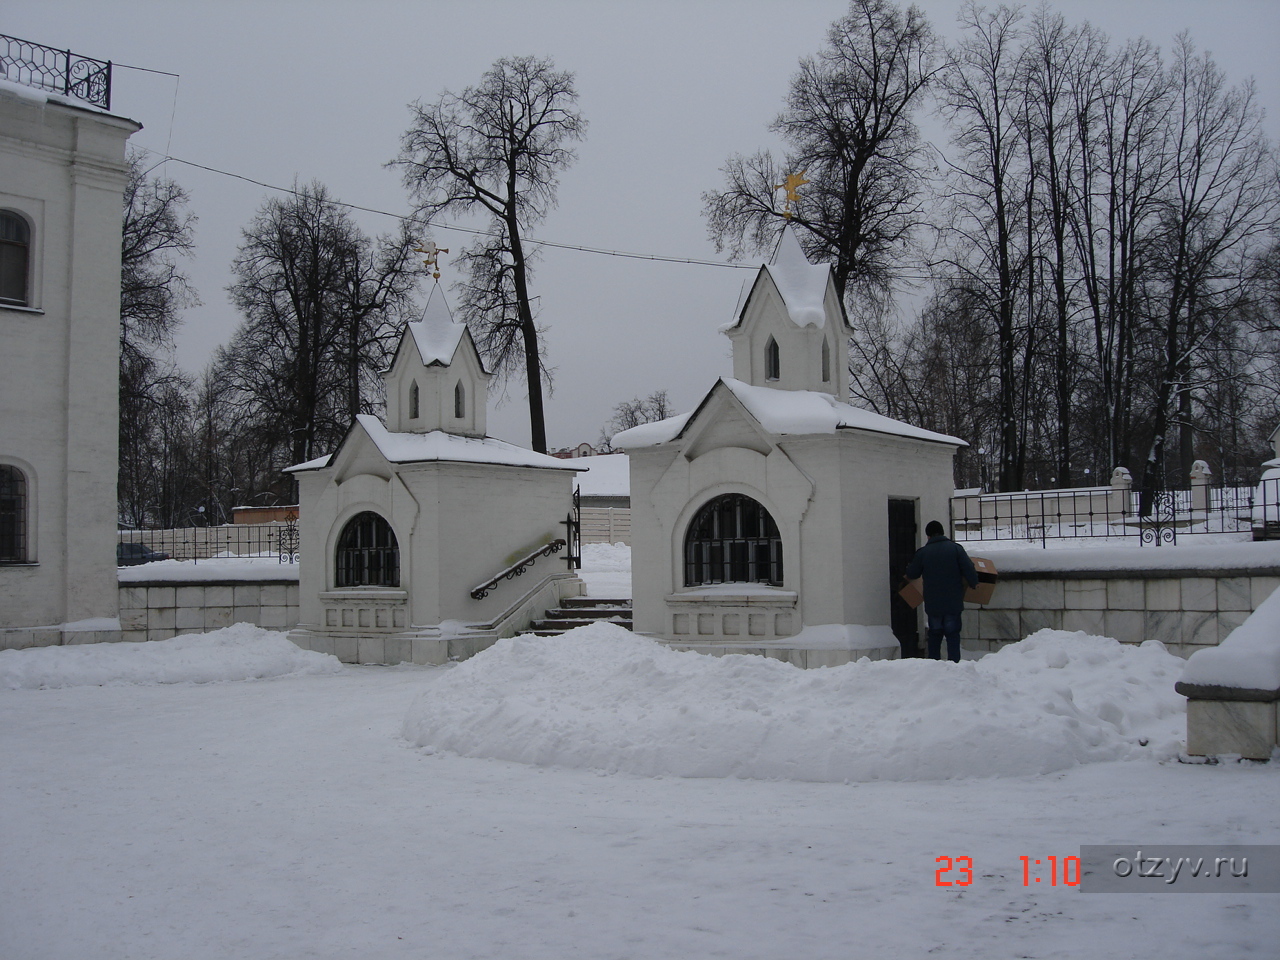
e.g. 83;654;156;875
4;545;1278;959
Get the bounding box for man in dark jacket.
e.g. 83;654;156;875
904;520;979;662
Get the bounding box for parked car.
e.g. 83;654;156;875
117;542;170;566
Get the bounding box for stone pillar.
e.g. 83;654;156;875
1109;467;1133;516
1190;460;1212;513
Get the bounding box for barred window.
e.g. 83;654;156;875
1;211;31;306
684;493;783;586
0;464;28;564
335;511;399;587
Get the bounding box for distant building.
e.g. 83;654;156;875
615;228;965;665
551;442;597;459
287;295;584;664
0;69;140;649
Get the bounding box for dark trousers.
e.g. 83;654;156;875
926;612;963;662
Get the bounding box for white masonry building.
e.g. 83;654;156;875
0;76;139;650
287;295;583;664
614;228;965;666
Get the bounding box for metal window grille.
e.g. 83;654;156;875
335;511;399;587
0;465;28;564
684;493;783;586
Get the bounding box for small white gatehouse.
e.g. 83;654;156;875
287;296;584;664
614;228;965;666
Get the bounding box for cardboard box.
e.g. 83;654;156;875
897;557;998;609
964;556;998;605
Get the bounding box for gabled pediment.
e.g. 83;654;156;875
678;380;774;460
328;419;394;485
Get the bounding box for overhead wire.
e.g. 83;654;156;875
131;146;759;271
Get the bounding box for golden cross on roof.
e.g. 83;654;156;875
774;171;810;219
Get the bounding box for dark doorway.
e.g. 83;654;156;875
887;498;919;657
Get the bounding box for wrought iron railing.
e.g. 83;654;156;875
950;481;1268;547
0;34;112;110
470;540;566;600
118;522;299;564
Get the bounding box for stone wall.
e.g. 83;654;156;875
118;580;300;643
963;567;1280;659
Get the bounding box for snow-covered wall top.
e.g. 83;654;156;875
287;416;581;472
1180;581;1280;691
612;379;965;449
575;453;630;497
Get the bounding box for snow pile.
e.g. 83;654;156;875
580;541;632;572
0;624;343;690
1180;584;1280;691
403;626;1186;782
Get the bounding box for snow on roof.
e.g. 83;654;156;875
285;453;332;473
612;379;965;449
355;415;580;471
575;453;631;498
766;225;831;328
406;292;467;366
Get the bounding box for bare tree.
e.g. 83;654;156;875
598;390;672;451
118;153;199;521
222;182;421;473
395;55;586;453
705;0;937;315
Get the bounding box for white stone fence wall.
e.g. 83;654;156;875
119;579;300;643
963;565;1280;659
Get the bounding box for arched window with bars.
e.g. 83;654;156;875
683;493;783;586
334;511;399;587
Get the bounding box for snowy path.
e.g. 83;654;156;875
2;663;1276;959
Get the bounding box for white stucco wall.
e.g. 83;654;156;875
0;86;139;640
629;425;956;643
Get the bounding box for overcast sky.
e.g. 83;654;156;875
8;1;1279;450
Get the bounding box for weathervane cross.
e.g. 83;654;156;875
774;171;810;219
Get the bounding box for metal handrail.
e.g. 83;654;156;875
0;33;112;110
470;539;566;600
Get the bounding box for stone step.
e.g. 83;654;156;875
560;596;631;609
528;617;634;632
542;606;633;620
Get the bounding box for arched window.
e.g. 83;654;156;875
684;493;783;587
454;380;465;419
335;511;399;587
0;211;31;306
765;336;780;381
0;464;28;564
409;381;420;420
821;338;831;382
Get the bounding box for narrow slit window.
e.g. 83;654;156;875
765;336;780;381
409;381;420;420
821;338;831;382
454;380;465;419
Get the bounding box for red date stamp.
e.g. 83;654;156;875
934;856;1081;887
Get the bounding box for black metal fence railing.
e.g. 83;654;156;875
0;33;112;110
950;479;1278;547
118;521;300;564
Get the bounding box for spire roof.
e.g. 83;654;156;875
766;225;831;328
406;287;467;366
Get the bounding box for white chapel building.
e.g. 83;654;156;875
287;294;584;664
0;76;139;649
614;228;965;666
